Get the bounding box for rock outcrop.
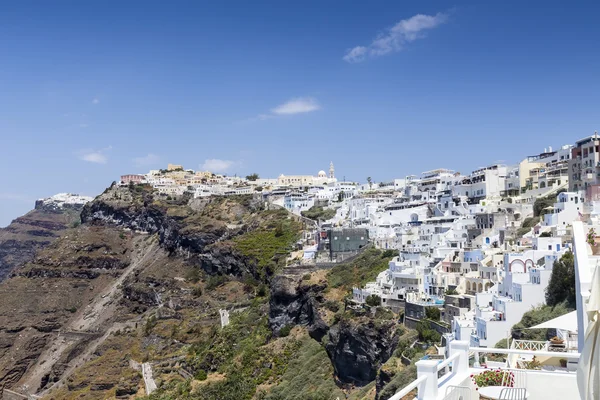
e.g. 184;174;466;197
325;319;400;385
268;274;329;341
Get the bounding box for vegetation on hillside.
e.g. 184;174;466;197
534;191;565;217
509;302;571;342
259;338;345;400
301;205;336;221
327;247;394;290
516;216;540;237
233;209;302;280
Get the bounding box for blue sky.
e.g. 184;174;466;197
1;1;600;226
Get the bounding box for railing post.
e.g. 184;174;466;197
473;350;481;368
450;340;470;374
415;360;439;400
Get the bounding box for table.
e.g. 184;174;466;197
478;386;529;400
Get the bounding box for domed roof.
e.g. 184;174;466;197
318;170;327;177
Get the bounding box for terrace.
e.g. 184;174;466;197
387;341;580;400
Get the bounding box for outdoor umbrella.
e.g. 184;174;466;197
577;263;600;400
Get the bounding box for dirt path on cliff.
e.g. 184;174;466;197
16;238;160;396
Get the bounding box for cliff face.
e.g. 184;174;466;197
0;199;85;282
325;318;400;385
0;185;410;400
268;273;329;341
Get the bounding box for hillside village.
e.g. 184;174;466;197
119;133;598;355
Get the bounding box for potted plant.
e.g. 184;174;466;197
559;358;567;368
471;369;509;391
550;336;564;345
587;228;600;255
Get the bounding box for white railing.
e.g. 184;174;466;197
387;341;581;400
436;351;461;382
511;339;549;352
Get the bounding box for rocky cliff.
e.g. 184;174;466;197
0;185;412;400
0;194;88;282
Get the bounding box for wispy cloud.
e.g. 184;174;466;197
271;97;320;115
77;146;112;164
343;12;448;63
243;97;321;123
92;98;100;104
133;153;161;167
200;159;239;173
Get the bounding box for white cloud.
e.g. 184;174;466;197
343;12;448;63
343;46;367;63
133;153;161;167
92;98;100;104
201;159;238;173
77;146;111;164
271;97;320;115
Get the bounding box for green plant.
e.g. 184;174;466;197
300;206;336;221
185;267;201;283
365;294;381;307
425;307;440;321
545;252;576;308
279;325;292;337
471;369;508;388
445;288;459;295
71;220;81;228
195;369;208;380
302;273;311;280
205;275;228;291
246;173;259;181
523;356;542;370
587;228;597;246
540;231;552;237
560;358;567;368
382;249;399;258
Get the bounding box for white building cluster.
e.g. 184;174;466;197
349;134;600;353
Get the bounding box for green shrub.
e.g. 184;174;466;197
205;275;228;291
302;273;311;280
195;369;208;381
185;267;201;283
300;206;336;221
327;248;392;290
425;307;440;321
382;249;399;258
365;294;381;307
279;325;292;337
546;251;576;308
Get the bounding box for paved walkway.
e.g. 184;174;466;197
142;363;158;395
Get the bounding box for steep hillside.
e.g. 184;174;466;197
0;184;411;400
0;195;88;282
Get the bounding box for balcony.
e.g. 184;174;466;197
386;341;580;400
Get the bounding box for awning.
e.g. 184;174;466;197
529;310;577;332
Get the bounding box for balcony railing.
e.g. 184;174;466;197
386;341;581;400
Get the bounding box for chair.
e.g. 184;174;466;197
501;369;527;388
444;385;471;400
498;387;527;400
